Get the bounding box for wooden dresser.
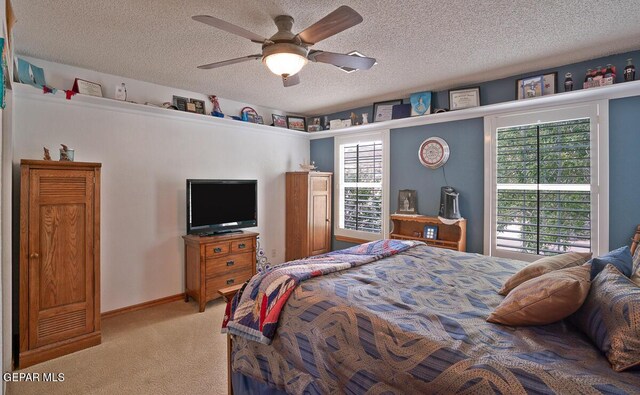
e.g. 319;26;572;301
285;172;332;261
183;232;257;312
19;160;101;368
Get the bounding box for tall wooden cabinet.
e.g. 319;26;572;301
285;172;332;261
19;160;101;368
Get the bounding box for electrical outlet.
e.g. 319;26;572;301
271;249;276;258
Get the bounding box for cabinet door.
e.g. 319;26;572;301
309;175;332;256
28;169;95;348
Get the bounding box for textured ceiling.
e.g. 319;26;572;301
12;0;640;115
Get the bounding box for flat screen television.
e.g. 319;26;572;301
186;179;257;235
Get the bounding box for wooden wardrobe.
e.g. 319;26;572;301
19;160;101;368
285;172;332;261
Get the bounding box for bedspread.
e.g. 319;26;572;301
232;245;640;394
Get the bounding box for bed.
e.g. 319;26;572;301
226;237;640;394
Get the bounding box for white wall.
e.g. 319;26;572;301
12;85;309;312
19;56;291;121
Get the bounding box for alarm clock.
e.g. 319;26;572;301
418;137;450;169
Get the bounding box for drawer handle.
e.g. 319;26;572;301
226;279;235;285
226;260;235;267
238;243;246;249
214;247;222;253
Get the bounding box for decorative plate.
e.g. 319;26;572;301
418;137;450;169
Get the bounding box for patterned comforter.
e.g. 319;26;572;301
232;245;640;394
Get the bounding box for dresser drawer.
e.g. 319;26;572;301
205;252;254;278
205;242;230;257
206;268;253;298
231;238;254;253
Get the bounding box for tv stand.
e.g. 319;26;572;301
183;231;258;312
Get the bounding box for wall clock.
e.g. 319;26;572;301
418;137;450;169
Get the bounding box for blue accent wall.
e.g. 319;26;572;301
608;96;640;249
390;119;485;252
310;50;640;121
310;49;640;254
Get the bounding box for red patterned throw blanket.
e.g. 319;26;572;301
222;239;422;344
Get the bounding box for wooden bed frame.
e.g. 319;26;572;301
224;225;640;394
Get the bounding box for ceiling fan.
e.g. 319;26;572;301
192;5;376;87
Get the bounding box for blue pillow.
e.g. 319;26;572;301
590;246;633;280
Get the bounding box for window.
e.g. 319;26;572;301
334;131;390;241
484;103;608;261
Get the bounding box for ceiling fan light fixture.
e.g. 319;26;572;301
262;43;308;77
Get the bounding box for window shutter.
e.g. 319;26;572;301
342;141;383;233
496;118;591;255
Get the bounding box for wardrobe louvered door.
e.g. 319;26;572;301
20;160;101;368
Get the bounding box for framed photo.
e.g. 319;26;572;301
373;99;402;122
308;125;322;132
72;78;103;97
516;72;557;100
423;225;438;240
272;114;287;128
449;87;480;111
397;189;417;215
287;116;306;131
172;95;189;112
409;91;432;116
191;99;206;114
256;115;264;124
185;102;197;112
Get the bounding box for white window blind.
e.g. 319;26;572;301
496;119;592;255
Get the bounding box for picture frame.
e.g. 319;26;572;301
373;99;402;122
397;189;417;215
286;116;306;131
172;95;189;112
423;225;438;240
307;125;322;132
72;78;103;97
191;99;206;114
516;72;557;100
449;87;480;111
256;115;264;125
409;91;432;116
185;102;197;112
272;114;287;128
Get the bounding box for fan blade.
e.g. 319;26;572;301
308;51;376;70
283;74;300;87
197;55;262;70
297;6;363;45
192;15;268;43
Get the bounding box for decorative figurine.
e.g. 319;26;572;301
43;147;51;161
115;83;127;101
59;144;74;162
209;95;223;117
350;112;358;126
564;72;573;92
624;58;636;82
362;113;369;124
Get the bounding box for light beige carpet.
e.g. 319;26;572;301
7;299;228;395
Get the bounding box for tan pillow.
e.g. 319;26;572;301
488;265;591;326
499;252;592;295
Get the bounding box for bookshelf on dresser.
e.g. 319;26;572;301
390;214;466;252
183;231;258;312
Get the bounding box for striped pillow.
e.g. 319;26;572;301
572;264;640;371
